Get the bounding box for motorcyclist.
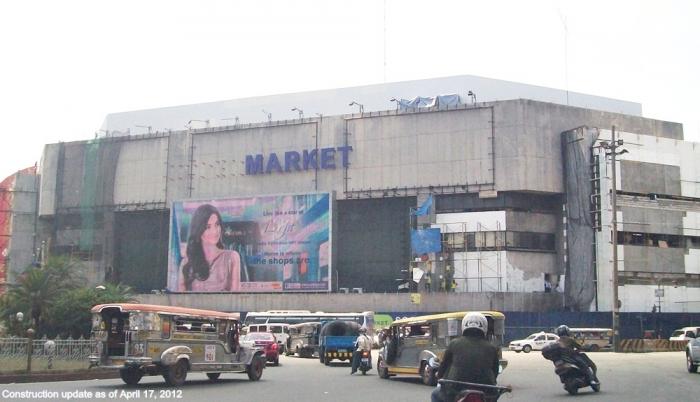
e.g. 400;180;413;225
555;325;599;385
431;312;500;402
350;327;372;375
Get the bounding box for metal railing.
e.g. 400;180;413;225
0;336;93;361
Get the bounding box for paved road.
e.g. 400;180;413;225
2;351;700;401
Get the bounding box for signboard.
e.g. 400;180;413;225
168;193;331;293
409;293;421;305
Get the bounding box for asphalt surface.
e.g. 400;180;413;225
1;350;699;401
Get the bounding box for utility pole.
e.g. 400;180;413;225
600;126;627;352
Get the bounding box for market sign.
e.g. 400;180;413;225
245;146;353;175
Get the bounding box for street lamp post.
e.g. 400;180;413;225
600;125;628;353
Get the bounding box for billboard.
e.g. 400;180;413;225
168;193;331;293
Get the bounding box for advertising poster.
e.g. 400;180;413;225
168;193;331;293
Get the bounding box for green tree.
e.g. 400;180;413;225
46;283;135;338
0;256;83;336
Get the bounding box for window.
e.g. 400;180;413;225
175;318;216;333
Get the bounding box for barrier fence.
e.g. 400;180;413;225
0;336;93;361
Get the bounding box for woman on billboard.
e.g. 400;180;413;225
179;204;241;291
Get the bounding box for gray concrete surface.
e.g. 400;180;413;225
2;350;698;401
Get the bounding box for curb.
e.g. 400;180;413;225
0;369;119;384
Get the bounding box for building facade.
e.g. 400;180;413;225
27;76;700;313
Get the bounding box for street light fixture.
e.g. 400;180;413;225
467;91;477;105
349;101;364;115
291;107;304;119
262;109;272;123
186;119;210;129
599;125;628;353
389;98;400;111
135;125;153;134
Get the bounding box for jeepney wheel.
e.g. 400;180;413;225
206;373;221;381
247;354;265;381
421;362;437;386
319;348;325;364
164;359;188;386
119;367;143;386
589;344;600;352
378;358;390;379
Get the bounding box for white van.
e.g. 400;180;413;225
669;327;700;341
246;323;290;352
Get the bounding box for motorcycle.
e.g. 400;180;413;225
541;342;600;395
359;349;372;374
437;379;512;402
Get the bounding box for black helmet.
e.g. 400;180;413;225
556;325;570;337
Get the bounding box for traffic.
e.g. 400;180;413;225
78;305;700;401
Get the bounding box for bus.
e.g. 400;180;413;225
568;328;613;352
243;310;374;334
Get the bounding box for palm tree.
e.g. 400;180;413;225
0;256;84;336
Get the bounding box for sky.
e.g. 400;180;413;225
0;0;698;180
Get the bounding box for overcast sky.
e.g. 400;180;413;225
0;0;697;180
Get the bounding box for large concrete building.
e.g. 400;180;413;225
21;75;700;313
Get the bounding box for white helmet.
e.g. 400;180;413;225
462;312;488;336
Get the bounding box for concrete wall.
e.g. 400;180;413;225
40;100;685;210
620;206;685;235
621;161;681;196
622;246;686;274
136;291;563;313
8;172;38;282
38;144;59;216
114;137;168;204
595;129;700;312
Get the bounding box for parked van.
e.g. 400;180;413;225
670;327;700;341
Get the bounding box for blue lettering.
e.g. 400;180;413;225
265;153;283;173
245;154;264;175
320;148;336;169
336;146;353;167
246;146;352;175
285;151;301;172
303;149;318;170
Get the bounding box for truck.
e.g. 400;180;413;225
318;320;361;365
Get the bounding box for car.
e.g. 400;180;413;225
243;332;280;366
687;335;700;373
670;327;700;342
509;332;559;353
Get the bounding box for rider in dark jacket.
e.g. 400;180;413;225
555;325;599;385
431;312;500;402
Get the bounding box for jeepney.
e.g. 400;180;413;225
377;311;508;386
89;303;266;386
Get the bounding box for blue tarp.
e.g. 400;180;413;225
411;228;442;255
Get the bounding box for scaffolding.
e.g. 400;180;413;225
436;221;504;293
